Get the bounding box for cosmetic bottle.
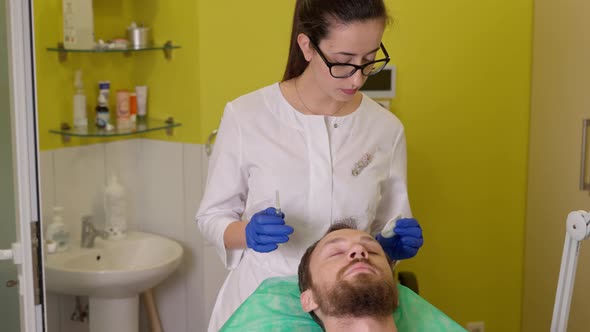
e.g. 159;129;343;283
135;86;148;121
73;70;87;130
104;175;127;239
129;92;137;123
45;206;70;252
95;94;110;128
116;90;131;130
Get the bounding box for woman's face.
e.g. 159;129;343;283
309;18;386;102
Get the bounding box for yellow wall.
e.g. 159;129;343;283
390;1;532;330
35;0;532;330
197;1;293;143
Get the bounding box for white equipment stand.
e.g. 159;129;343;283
551;210;590;332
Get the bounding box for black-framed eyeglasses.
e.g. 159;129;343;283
309;39;390;79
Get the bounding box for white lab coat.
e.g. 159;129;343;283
196;83;412;331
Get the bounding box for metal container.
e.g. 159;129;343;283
127;27;152;49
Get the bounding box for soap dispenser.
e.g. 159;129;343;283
73;69;88;130
45;206;70;252
104;175;127;239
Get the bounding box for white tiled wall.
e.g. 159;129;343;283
41;139;228;332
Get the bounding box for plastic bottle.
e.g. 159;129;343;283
45;206;70;252
116;90;131;130
73;70;87;129
95;93;110;129
98;80;110;103
104;175;127;239
135;86;148;120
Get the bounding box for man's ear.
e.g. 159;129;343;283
300;289;319;313
296;33;314;62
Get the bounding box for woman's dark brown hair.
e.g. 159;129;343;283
282;0;390;81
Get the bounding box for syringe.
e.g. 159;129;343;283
275;190;281;216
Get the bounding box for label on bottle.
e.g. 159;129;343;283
95;106;109;128
116;90;132;130
116;90;130;118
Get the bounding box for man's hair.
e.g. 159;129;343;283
297;220;358;327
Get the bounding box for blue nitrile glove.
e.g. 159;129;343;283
375;218;424;260
245;207;294;253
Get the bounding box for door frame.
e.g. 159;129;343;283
6;0;43;330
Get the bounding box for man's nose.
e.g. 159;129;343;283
348;244;368;260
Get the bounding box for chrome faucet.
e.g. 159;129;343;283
81;216;108;248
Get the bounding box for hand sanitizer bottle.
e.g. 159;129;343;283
45;206;70;252
104;176;127;239
73;69;87;130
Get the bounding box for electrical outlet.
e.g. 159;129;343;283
466;321;485;332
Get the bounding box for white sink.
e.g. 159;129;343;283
45;231;183;332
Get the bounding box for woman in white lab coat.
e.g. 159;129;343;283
197;0;424;330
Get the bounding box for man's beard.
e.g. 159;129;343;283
312;258;398;318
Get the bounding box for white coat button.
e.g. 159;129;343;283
334;123;339;128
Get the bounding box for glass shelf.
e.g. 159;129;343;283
50;117;181;142
47;41;180;61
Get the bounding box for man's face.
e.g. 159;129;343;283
301;228;398;318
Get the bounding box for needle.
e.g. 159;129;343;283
275;190;281;216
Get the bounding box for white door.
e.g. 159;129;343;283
0;0;44;331
523;0;590;331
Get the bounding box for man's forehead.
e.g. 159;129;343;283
316;229;378;249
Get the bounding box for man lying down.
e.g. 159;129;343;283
219;222;466;331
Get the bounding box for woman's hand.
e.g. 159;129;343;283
375;218;423;260
245;207;294;253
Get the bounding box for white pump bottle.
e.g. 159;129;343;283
104;175;127;239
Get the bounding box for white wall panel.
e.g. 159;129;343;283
135;139;183;238
53;144;106;240
135;139;186;331
183;143;207;331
